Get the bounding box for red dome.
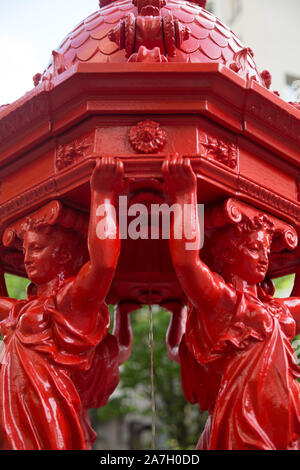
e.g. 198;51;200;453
43;0;265;86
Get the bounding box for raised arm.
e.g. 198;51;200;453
162;156;237;313
58;157;124;312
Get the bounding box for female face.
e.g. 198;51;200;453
23;230;63;285
228;228;271;285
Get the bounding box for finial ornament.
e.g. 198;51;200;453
33;73;42;87
261;70;272;89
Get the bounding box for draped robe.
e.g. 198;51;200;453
0;279;118;450
180;275;300;450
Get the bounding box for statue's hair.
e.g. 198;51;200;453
23;218;88;275
234;214;274;236
205;214;274;274
24;216;52;233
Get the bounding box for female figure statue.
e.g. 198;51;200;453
0;157;124;450
162;155;300;450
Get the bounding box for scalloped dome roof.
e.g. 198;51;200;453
42;0;265;86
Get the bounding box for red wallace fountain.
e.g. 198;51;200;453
0;0;300;450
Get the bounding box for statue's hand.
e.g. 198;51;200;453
91;156;125;195
162;155;197;198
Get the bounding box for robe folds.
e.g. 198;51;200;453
0;279;118;450
180;275;300;450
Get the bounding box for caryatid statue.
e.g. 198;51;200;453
0;157;127;450
0;0;300;452
162;155;300;450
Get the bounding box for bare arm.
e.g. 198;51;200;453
58;157;124;313
162;156;237;313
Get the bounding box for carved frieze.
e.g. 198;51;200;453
56;138;93;171
0;179;57;221
200;134;238;169
238;176;300;222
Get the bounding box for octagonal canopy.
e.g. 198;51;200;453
0;0;299;304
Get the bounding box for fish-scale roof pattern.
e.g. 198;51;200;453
43;0;263;84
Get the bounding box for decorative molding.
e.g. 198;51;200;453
125;13;136;58
260;70;272;90
246;95;300;143
3;200;89;250
108;7;190;60
0;179;57;222
108;21;125;50
174;19;190;50
0;94;49;145
163;13;176;57
204;197;298;251
33;73;42;87
51;51;68;77
200;135;238;169
129;120;167;153
229;48;257;82
128;46;168;62
56;137;93;171
238;176;300;222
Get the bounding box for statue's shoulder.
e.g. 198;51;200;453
0;296;23;324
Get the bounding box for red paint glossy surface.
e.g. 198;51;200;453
0;159;125;449
162;156;300;449
40;0;265;89
0;0;299;451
